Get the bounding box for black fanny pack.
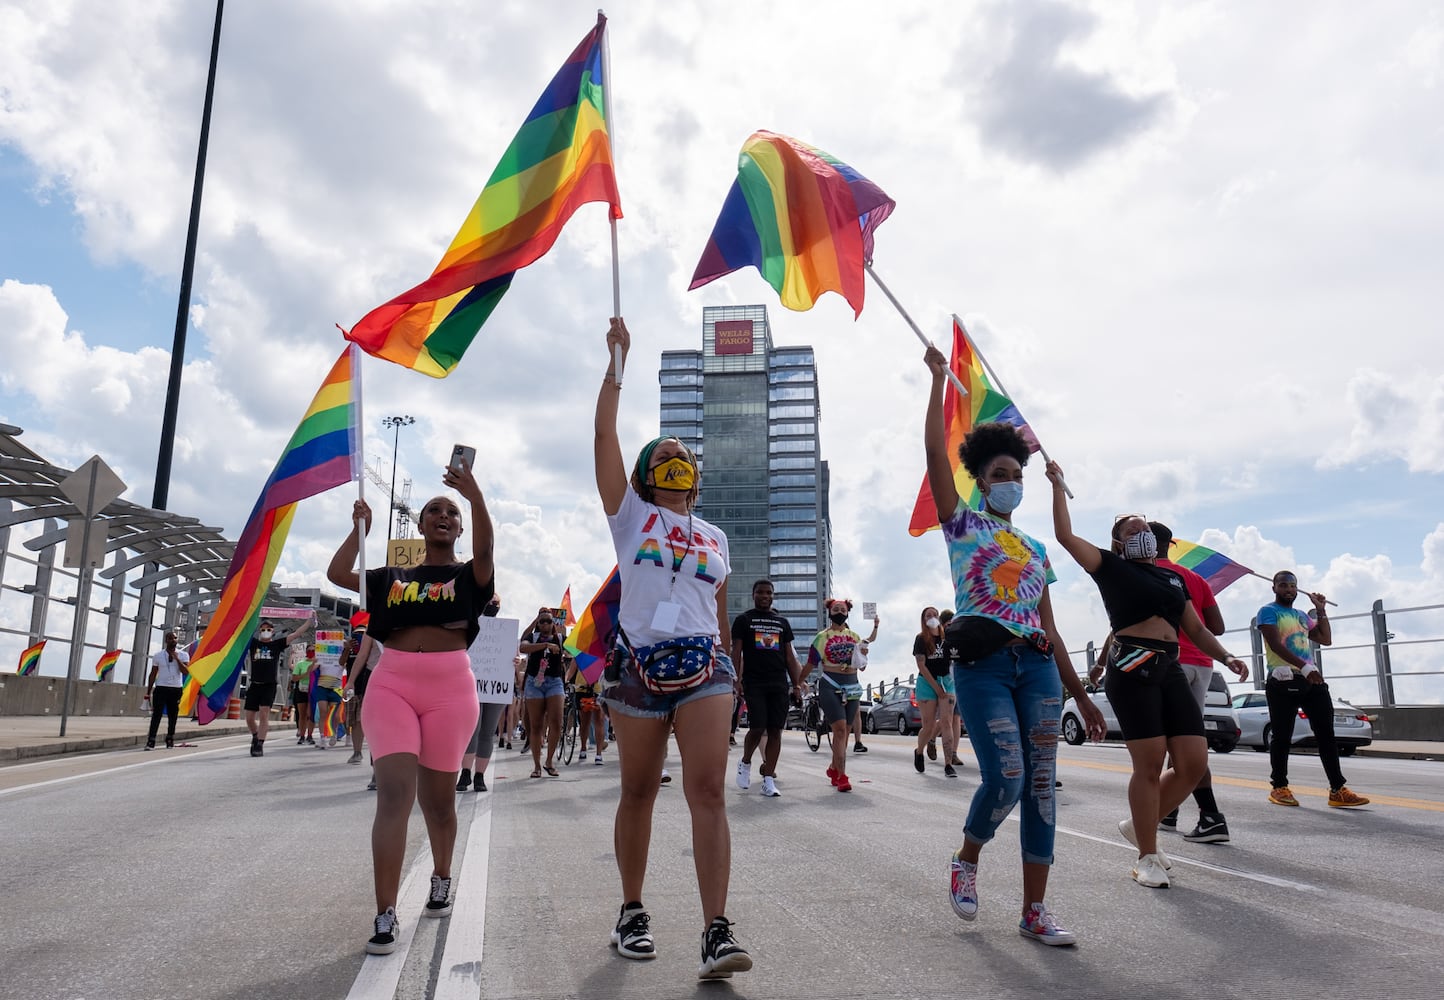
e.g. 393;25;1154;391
943;616;1017;664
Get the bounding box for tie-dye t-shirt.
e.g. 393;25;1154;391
808;628;862;671
1257;602;1316;671
941;500;1055;641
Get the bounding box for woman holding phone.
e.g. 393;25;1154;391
326;456;495;956
595;317;751;982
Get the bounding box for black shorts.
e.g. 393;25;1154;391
743;685;790;731
244;682;278;711
818;672;861;727
1104;638;1205;741
291;684;309;705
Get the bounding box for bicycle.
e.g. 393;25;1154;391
560;685;580;765
802;693;830;753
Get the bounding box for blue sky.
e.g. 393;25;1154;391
1;1;1440;704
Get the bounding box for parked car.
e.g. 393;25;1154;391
1061;670;1241;753
1231;690;1373;755
866;684;922;735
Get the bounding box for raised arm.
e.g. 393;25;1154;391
923;345;962;522
1305;593;1332;646
443;459;495;589
327;499;373;593
1045;460;1102;573
595;317;630;516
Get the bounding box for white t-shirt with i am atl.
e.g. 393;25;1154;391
607;487;730;649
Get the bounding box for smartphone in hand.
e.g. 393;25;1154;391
449;444;476;472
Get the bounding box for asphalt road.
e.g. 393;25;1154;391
2;730;1440;1000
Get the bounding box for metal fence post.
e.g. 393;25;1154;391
1371;599;1396;708
1249;617;1265;691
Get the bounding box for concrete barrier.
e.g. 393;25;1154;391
0;673;148;716
1365;706;1444;742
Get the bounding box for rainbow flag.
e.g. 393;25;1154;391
1168;539;1256;594
558;585;574;627
346;14;622;378
181;346;359;723
909;318;1039;535
689;130;895;316
17;640;44;676
95;649;121;681
563;567;621;685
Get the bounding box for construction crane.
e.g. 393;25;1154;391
364;461;414;540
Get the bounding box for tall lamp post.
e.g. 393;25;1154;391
381;415;414;546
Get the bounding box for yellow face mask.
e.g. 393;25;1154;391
650;457;696;491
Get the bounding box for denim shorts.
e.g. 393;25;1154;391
602;649;737;719
916;671;955;701
524;676;565;700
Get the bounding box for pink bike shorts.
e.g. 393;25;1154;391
360;648;479;771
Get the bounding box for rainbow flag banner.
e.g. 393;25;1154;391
181;346;359;723
909;317;1039;535
17;640;45;676
563;567;621;685
558;585;574;627
1168;539;1256;594
690;131;895;316
95;649;121;681
347;14;622;378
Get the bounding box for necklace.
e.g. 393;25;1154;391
653;505;696;592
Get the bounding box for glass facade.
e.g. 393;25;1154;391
658;305;832;653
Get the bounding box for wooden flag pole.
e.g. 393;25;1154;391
865;263;967;399
600;9;623;385
951;313;1073;499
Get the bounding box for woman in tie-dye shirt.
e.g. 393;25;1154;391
922;344;1105;947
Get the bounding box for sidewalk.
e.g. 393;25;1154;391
0;712;293;762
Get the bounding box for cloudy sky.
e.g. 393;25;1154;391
2;0;1441;704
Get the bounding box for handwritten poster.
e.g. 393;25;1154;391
469;617;520;704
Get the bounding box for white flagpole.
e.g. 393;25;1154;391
865;263;967;399
349;342;368;611
600;9;623;385
951;312;1072;499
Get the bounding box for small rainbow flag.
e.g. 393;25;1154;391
17;640;45;676
558;585;574;627
95;649;121;681
908;317;1039;535
1167;539;1256;594
563;567;621;685
181;346;359;723
690;130;895;316
346;14;621;378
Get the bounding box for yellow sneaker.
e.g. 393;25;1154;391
1328;786;1370;808
1269;786;1300;807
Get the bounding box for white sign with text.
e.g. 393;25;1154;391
469;617;520;704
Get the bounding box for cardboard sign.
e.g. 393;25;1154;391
388;538;427;568
469;617;520;704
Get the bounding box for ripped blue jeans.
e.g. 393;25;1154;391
952;645;1062;865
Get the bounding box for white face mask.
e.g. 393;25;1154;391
259;630;274;640
1121;531;1158;560
925;617;941;629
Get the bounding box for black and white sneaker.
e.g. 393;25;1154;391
424;875;453;917
699;917;752;980
1183;814;1230;843
367;907;400;955
610;904;656;960
249;736;263;758
1160;809;1179;830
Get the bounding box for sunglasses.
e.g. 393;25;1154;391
1113;512;1146;524
538;619;554;625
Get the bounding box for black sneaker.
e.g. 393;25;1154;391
1183;814;1230;844
914;751;926;773
424;875;453;917
297;735;305;746
1160;809;1179;830
456;768;471;792
305;736;315;745
473;772;487;792
250;737;262;758
367;907;400;955
944;763;958;778
853;743;868;753
611;904;656;960
699;917;752;980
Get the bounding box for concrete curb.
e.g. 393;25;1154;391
0;724;256;763
1355;747;1444;762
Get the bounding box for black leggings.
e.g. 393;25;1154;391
466;702;508;759
1104;637;1204;741
1266;677;1346;790
147;687;182;745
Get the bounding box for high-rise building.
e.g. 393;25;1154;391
659;305;831;650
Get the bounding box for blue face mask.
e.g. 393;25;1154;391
984;481;1023;514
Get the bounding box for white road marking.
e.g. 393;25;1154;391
344;853;432;1000
0;737;252;796
434;789;495;1000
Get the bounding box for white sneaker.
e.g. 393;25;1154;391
594;753;605;766
1131;853;1171;888
736;761;751;790
760;775;780;797
1118;818;1172;870
660;769;671;785
578;751;588;762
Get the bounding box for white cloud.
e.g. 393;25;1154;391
1323;369;1444;473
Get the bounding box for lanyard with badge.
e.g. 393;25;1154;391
649;506;694;633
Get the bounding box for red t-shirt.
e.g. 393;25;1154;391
1157;557;1218;667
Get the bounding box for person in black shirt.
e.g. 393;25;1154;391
912;606;959;777
730;580;808;798
519;611;571;777
245;617;312;757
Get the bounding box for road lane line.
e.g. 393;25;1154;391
434;790;495;1000
345;852;432;1000
0;738;251;796
1051;824;1323;891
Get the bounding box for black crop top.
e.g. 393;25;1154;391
363;560;496;648
1089;549;1189;632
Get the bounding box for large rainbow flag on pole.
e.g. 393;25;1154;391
181;346;360;723
689;130;895;316
17;640;44;676
563;567;621;685
95;649;121;681
1167;539;1257;594
345;14;622;378
908;317;1039;535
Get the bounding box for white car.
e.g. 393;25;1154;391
1061;670;1241;752
1230;690;1373;755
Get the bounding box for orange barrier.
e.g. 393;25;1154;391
226;697;242;720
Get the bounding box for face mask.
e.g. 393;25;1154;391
984;481;1023;514
829;612;848;625
1121;531;1158;560
650;457;696;491
925;617;941;629
259;630;274;640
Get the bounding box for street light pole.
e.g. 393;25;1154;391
381;415;414;548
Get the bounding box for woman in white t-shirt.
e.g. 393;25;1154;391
595;318;751;982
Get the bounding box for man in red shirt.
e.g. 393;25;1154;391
1151;523;1248;842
